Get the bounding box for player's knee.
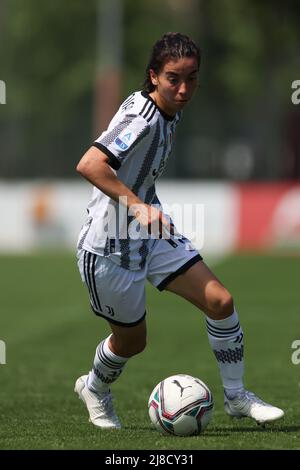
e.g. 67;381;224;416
210;290;234;319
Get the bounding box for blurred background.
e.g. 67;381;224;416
0;0;300;255
1;0;300;450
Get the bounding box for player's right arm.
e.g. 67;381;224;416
76;146;170;233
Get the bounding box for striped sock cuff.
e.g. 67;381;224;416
206;309;242;340
96;335;129;370
206;319;241;339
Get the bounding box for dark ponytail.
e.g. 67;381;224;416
143;32;201;93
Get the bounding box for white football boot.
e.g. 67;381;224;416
74;375;121;429
224;390;284;425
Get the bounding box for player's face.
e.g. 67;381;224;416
149;56;199;116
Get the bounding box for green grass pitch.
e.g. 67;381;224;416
0;252;299;450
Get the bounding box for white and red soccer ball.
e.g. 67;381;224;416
148;374;213;436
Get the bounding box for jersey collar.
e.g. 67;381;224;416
141;91;176;122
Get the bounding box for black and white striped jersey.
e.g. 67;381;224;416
77;90;181;270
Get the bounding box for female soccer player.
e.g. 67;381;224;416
75;32;284;428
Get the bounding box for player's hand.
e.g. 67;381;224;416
130;203;173;239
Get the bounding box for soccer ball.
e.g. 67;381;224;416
148;374;213;436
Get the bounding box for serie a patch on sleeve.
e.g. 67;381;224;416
114;128;138;151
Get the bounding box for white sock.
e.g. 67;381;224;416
87;334;129;393
206;308;244;398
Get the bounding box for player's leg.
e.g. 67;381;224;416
108;318;147;356
164;259;246;396
75;250;147;428
164;259;234;319
75;319;147;429
148;242;243;396
87;319;147;394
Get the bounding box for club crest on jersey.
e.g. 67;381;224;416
115;129;136;151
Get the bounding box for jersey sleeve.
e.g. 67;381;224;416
92;113;150;170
